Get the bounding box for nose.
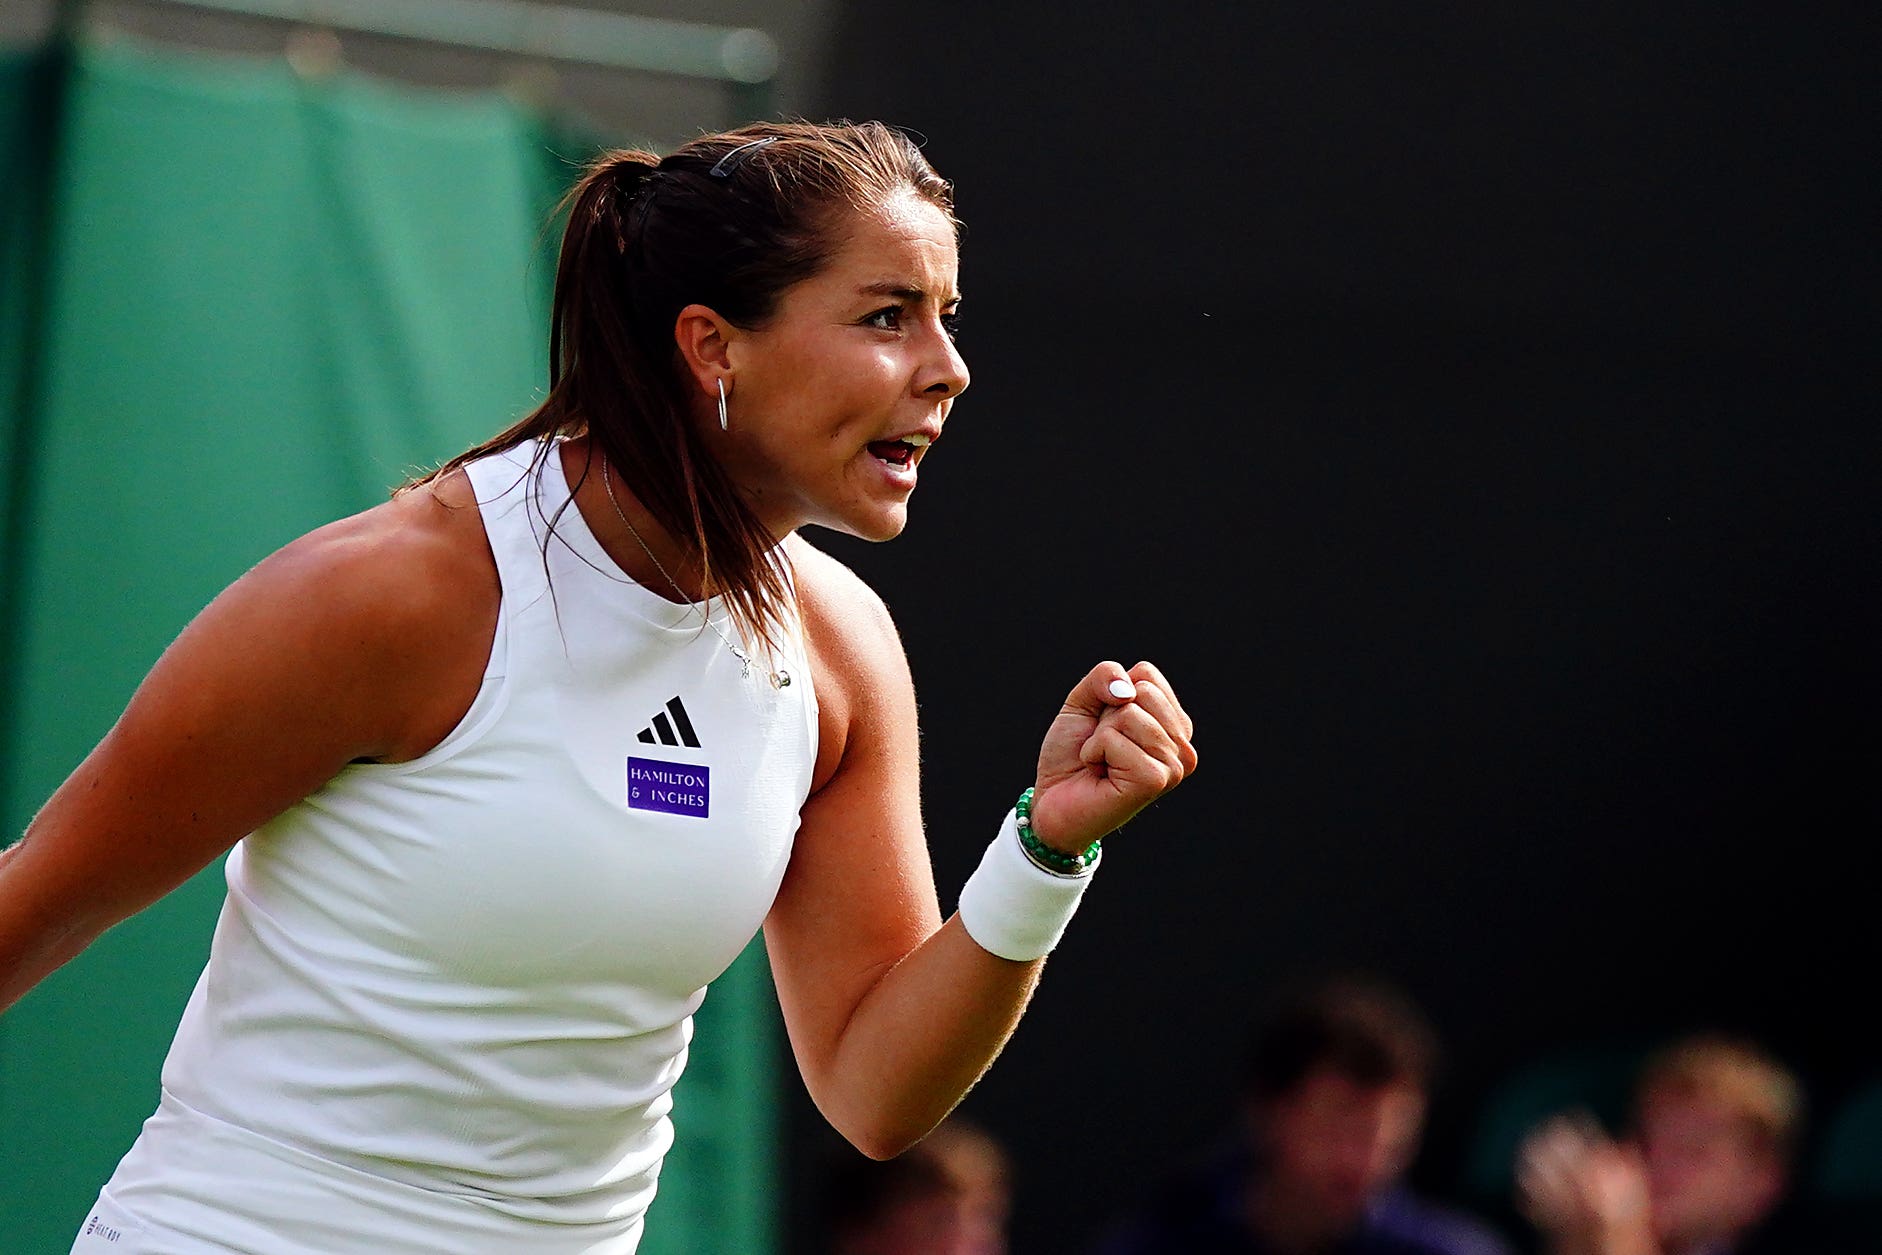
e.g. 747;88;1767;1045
920;324;970;399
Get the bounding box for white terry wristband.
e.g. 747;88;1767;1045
957;808;1101;962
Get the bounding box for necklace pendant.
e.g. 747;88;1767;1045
772;668;792;689
732;647;753;678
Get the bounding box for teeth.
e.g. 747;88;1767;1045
903;433;931;447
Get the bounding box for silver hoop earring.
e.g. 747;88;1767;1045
716;378;729;432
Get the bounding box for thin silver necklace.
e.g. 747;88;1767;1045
600;460;790;688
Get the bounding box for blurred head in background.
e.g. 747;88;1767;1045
821;1116;1012;1255
1631;1034;1800;1253
1517;1032;1801;1255
1240;974;1439;1240
1090;973;1508;1255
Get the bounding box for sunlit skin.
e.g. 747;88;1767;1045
683;188;968;545
568;189;967;598
1244;1069;1427;1252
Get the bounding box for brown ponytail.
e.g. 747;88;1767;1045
415;120;956;655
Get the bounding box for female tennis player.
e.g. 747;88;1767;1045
0;119;1196;1252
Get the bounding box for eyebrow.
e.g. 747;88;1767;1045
859;282;963;304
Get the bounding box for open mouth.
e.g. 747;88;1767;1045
867;432;930;468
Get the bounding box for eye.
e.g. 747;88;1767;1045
941;308;962;340
862;306;903;331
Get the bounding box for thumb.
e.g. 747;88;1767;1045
1062;662;1138;719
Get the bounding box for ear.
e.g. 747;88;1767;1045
672;303;737;398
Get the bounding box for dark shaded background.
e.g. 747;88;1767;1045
788;4;1877;1252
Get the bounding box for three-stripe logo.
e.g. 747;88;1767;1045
637;696;700;748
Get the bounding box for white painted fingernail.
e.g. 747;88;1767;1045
1108;679;1136;699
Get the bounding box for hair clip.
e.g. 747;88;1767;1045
709;135;778;179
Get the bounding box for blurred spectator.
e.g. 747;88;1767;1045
1516;1033;1801;1255
1090;973;1514;1255
818;1115;1012;1255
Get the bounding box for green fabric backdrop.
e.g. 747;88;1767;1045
0;38;779;1254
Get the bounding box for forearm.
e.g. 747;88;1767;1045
792;914;1042;1159
0;840;110;1013
0;917;96;1013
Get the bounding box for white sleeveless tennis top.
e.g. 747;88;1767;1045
79;439;817;1253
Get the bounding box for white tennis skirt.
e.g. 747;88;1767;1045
70;1091;647;1254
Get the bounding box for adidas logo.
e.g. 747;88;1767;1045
637;696;700;748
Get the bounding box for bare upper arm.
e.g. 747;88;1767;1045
764;536;941;1081
1;472;498;946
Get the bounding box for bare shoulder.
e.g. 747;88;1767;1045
0;471;500;956
785;532;904;664
185;468;500;762
785;533;914;792
275;469;494;614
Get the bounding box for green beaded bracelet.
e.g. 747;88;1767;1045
1014;787;1102;875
